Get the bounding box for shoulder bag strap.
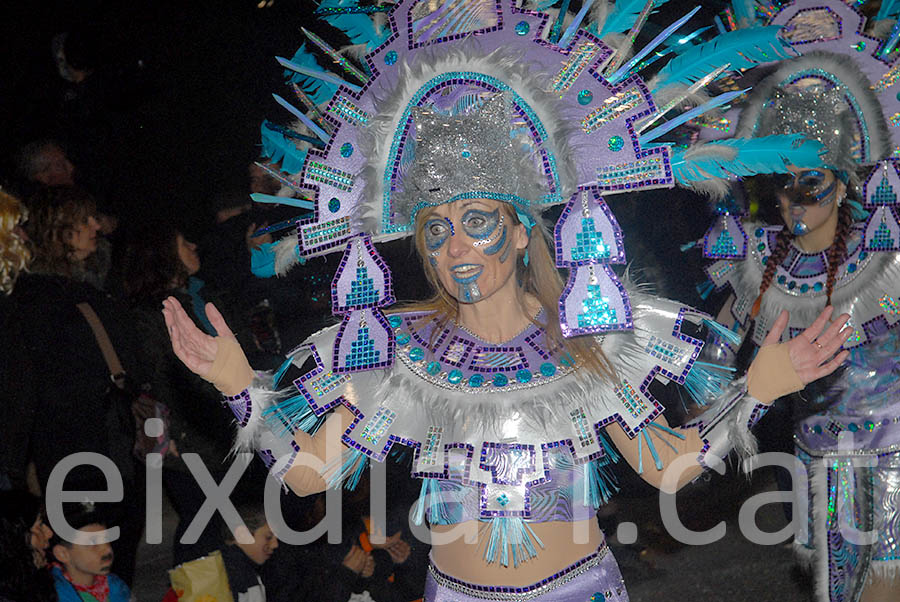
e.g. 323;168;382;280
76;301;127;390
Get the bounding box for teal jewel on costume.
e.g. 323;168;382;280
757;242;766;251
590;593;606;601
396;332;411;345
755;227;764;238
516;369;532;383
847;263;857;273
496;493;509;506
814;282;823;291
427;361;441;375
800;283;809;293
468;374;484;387
608;136;624;152
347;266;380;305
515;21;529;36
866;421;876;431
540;362;556;377
778;275;787;284
340;142;353;157
854;41;866;52
493;373;508;386
848;423;859;432
388;315;402;328
409;347;424;361
448;369;463;384
328;197;341;213
578;90;593;105
384;50;398;65
578;284;617;328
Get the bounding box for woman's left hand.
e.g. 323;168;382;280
761;306;852;386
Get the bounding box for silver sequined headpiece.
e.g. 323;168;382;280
393;92;548;223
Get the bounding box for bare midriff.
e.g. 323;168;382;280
429;518;603;586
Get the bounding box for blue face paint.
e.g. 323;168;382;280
483;225;507;256
461;209;499;240
424;217;452;251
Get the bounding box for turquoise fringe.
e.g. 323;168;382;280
684;361;736;406
272;356;295;389
702;317;742;346
326;448;369;491
583;458;620;508
263;394;324;436
484;517;545;568
412;478;452;525
696;280;715;300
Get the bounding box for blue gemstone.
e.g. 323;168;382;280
461;149;471;158
493;373;508;387
813;425;823;434
608;136;624;152
578;90;593;105
515;21;530;36
814;282;824;291
848;423;859;432
758;242;766;252
788;281;796;290
427;361;441;376
396;332;410;345
755;227;764;238
496;493;509;506
800;283;809;293
340;142;353;157
777;275;787;284
540;362;556;377
762;256;769;264
865;420;875;431
590;594;605;602
468;374;484;387
388;315;402;328
328;197;341;213
516;369;532;383
448;369;463;384
859;251;868;260
848;263;857;273
409;347;424;361
384;50;398;65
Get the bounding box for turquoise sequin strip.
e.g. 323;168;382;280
552;42;601;94
569;407;595;447
615;381;647;419
581;88;642;134
644;336;685;364
310;370;350;398
307;161;354;191
303;216;351;246
471;350;523;369
345;326;381;368
348;266;381;306
328;95;371;125
360;406;396;445
571;217;611;261
578;284;617;328
596;156;666;188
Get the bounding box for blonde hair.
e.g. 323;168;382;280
403;202;615;380
0;190;32;295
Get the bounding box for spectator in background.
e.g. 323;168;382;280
16;140;76;188
50;502;131;602
1;186;146;585
219;498;279;602
120;223;240;565
0;490;57;602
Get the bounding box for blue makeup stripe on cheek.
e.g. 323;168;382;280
499;231;513;263
482;224;507;256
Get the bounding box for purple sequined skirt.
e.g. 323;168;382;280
424;543;628;601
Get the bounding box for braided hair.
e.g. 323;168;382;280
750;195;855;318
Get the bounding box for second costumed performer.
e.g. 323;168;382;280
164;1;852;599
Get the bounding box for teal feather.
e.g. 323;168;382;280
641;430;664;470
671;135;825;186
877;0;900;21
600;0;670;37
484;517;544;567
284;43;338;105
696;279;715;300
318;0;389;50
272;356;295;389
653;25;795;90
260;121;310;175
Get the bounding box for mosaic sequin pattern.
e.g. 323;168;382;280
578;284;617;328
421;426;443;466
570;407;595;447
360;406;396;445
614;381;647;419
327;95;371;125
344;326;381;368
302;216;351;247
643;336;686;366
581;88;643;133
308;370;350;398
552;42;601;94
596;156;667;189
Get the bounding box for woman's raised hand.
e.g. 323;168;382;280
761;306;852;386
162;298;235;378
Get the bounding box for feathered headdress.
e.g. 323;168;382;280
250;0;812;372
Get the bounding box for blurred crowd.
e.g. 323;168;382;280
0;139;428;602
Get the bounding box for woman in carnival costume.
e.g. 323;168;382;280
701;1;900;600
165;0;853;599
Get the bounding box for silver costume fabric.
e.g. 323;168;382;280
424;544;627;601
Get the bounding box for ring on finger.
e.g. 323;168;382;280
814;342;822;349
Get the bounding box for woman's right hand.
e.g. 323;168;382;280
161;297;232;379
342;545;375;577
